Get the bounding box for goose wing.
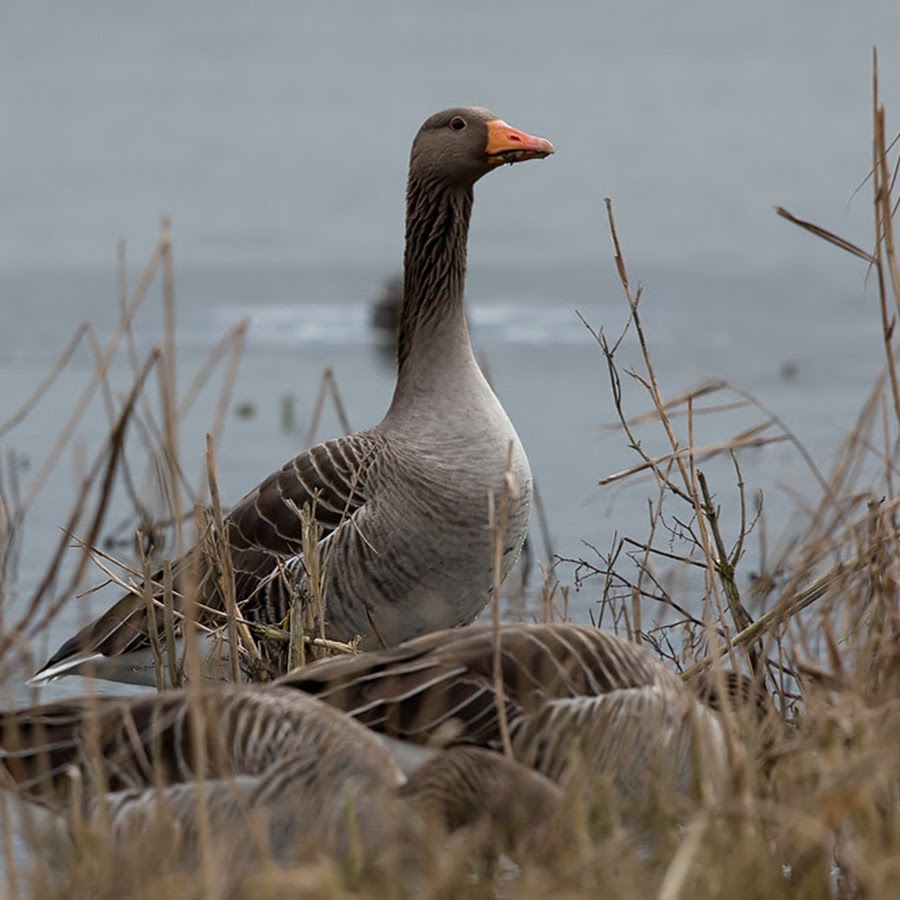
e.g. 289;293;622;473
510;689;726;792
279;622;673;746
283;623;727;791
31;432;383;682
0;685;399;810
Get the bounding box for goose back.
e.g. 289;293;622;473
0;686;402;809
281;623;728;795
1;686;569;889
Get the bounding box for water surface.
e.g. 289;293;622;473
1;1;898;702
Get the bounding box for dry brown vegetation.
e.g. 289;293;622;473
0;57;898;899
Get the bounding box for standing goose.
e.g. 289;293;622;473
280;622;730;798
30;108;553;686
0;687;562;890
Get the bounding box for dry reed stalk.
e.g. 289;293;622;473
204;435;241;683
251;619;356;655
594;201;761;672
0;458;16;625
175;566;217;892
158;219;185;561
162;562;182;690
0;324;91;441
0;230;168;675
7;232;167;524
489;439;517;759
109;312;247;554
0;349;159;674
531;478;555;568
599;427;784;488
281;441;373;672
566;95;900;900
113;238;167;534
118;234;244;552
140;551;167;692
0;216;252;682
288;501;326;671
303;366;353;450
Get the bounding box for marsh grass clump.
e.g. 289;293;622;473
1;60;899;898
544;53;900;899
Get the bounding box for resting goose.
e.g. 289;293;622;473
0;686;562;889
30;107;553;686
280;622;730;798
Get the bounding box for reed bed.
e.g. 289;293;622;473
0;58;898;898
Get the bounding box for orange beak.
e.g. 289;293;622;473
485;119;554;165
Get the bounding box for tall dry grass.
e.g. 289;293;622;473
0;55;897;898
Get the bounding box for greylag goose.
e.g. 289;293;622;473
30;107;553;686
280;622;730;798
0;686;561;890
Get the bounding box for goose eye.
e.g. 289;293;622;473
449;116;467;131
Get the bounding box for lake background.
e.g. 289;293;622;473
2;0;899;703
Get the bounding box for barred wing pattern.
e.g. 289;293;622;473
33;432;382;681
0;687;423;885
0;686;400;810
282;623;728;794
0;687;561;882
226;432;379;623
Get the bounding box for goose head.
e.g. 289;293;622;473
409;106;554;188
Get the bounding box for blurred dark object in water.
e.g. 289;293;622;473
370;274;403;335
233;400;257;420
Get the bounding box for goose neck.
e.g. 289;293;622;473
394;179;474;385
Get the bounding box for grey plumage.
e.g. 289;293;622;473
281;622;729;798
0;687;403;809
0;686;561;892
2;625;731;890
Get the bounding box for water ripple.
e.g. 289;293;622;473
209;301;589;347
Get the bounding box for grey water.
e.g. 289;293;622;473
1;0;899;711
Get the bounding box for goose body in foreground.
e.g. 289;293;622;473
0;686;562;889
31;107;553;687
281;622;729;797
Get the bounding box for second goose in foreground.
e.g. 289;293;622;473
0;687;563;890
31;107;553;686
281;622;730;799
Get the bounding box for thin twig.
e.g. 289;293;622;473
491;440;516;759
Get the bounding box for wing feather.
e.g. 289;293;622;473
34;433;383;677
